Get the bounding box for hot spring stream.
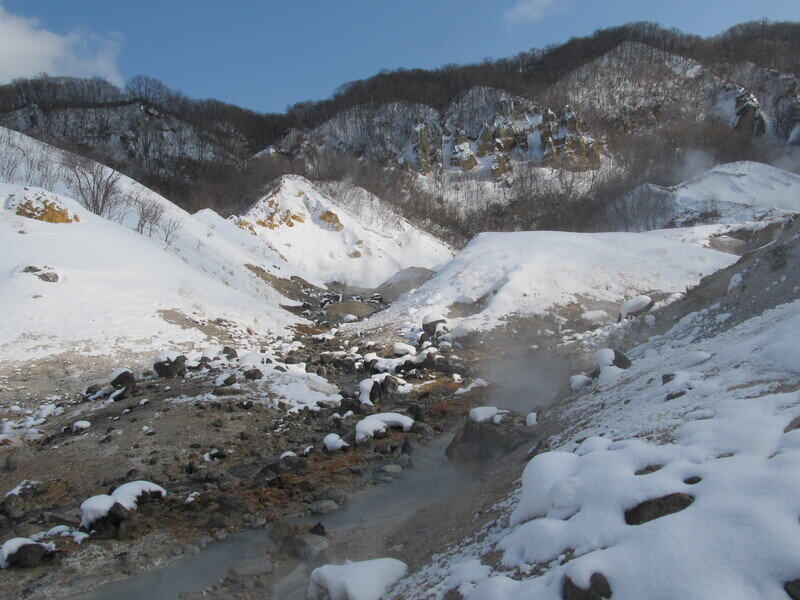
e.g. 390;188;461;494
72;430;473;600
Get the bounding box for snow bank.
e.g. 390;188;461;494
390;295;800;600
603;161;800;231
309;558;408;600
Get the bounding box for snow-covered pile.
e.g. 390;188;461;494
230;175;452;287
363;226;736;334
0;537;54;569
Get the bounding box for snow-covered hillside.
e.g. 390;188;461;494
228;175;453;288
0;126;308;307
599;161;800;231
389;231;800;600
0;186;298;362
361;226;736;334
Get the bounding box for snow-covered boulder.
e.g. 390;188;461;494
323;433;349;452
618;295;654;321
393;342;417;357
359;379;381;406
79;495;130;536
355;413;414;441
0;537;54;569
570;374;592;391
422;312;448;337
111;481;166;511
308;557;408;600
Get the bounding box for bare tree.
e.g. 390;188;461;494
161;216;182;247
60;152;123;218
0;128;21;182
131;195;165;236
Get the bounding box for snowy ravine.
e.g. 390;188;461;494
388;283;800;598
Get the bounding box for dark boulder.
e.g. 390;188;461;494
154;355;187;378
244;368;263;380
563;573;612;600
4;542;52;568
110;369;136;396
612;350;631;369
445;418;530;463
624;492;694;525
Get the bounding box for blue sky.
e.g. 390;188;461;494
1;0;799;113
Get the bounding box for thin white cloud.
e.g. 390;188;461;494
0;5;123;84
504;0;562;22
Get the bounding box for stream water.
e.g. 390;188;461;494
72;430;472;600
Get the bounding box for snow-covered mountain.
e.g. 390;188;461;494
224;175;452;288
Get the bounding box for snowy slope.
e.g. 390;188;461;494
230;175;453;288
0;185;298;362
600;161;800;231
0;126;307;307
362;227;736;332
390;279;800;600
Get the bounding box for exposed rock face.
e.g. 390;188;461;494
276;87;602;178
491;150;512;182
730;85;766;136
319;210;345;231
541;105;602;170
446;418;530;463
9;191;79;223
413;122;442;174
449;129;478;171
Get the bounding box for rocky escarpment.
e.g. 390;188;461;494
275;87;602;181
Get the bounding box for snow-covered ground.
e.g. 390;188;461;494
359;225;736;335
228;175;452;288
389;256;800;600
